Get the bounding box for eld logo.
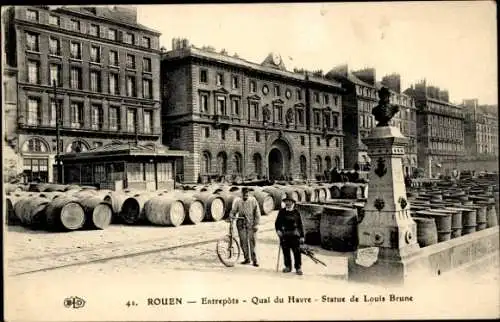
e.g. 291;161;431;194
64;296;86;309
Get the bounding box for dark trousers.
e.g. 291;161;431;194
237;221;256;262
280;236;301;270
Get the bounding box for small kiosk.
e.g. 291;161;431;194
59;143;188;191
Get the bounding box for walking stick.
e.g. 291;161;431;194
276;240;281;272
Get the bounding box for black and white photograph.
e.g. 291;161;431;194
2;2;499;321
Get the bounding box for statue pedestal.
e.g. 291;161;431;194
348;126;425;284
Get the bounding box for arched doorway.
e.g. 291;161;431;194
269;148;283;180
268;138;292;180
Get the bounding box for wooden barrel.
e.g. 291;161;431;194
14;196;50;227
329;184;342;199
144;195;186;226
319;205;358;252
45;196;86;231
120;193;157;224
299;186;318;202
6;196;21;225
252;190;275;215
214;191;238;218
263;186;286;210
171;192;205;225
484;202;498;228
316;188;327;203
39;191;64;200
76;196;113;230
103;191;129;217
340;183;361;199
412;217;438;247
278;186;300;202
194;192;225;222
459;207;477;235
296;203;323;245
415;210;451;242
64;184;81;192
40;184;68;192
431;209;461;239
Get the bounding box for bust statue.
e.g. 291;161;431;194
372;86;399;127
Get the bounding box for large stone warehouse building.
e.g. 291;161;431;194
161;39;345;183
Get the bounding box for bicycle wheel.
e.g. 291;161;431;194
216;235;241;267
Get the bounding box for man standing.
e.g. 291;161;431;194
230;187;261;266
275;196;305;275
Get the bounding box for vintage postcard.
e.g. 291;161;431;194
3;2;499;321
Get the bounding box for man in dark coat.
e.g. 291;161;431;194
275;196;305;275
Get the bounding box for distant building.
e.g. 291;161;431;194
2;6;162;183
326;65;378;170
378;74;418;176
404;80;465;177
161;39;345;183
462;99;498;159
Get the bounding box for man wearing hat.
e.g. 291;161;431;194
275;194;305;275
230;187;261;266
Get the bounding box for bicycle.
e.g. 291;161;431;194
216;215;245;267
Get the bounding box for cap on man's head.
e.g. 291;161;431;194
242;187;252;194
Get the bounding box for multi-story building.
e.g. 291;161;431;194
463;99;498;158
161;39;345;183
2;6;162;182
326;65;378;169
404;80;465;177
379;74;418;176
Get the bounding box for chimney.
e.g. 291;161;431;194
381;74;401;93
181;38;190;48
326;64;348;79
352;67;376;85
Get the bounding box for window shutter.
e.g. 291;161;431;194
118;30;123;42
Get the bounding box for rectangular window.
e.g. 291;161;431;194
324;94;329;104
49;15;60;26
217;97;225;115
127;109;137;132
333;114;339;128
124;32;134;44
91;104;103;130
27;60;39;84
274;85;280;97
126;54;136;69
297;109;304;125
26;32;39;51
108;28;117;41
49;37;60;55
334;96;338;106
301;136;305;145
255;131;260;142
216;73;224;86
49;99;59;126
144;110;153;134
250;80;256;93
142;36;151;48
200;69;208;83
143;58;152;72
297;89;302;100
317;137;321;146
90;71;101;92
314;92;320;103
89;24;100;37
232;76;239;89
27;98;40;125
26;9;38;22
235;129;240;141
157;163;173;182
109;50;118;66
127;163;144;183
70;102;83;128
109;107;120;130
252;102;259;120
90;46;100;62
232;99;240;116
70;19;80;32
143;78;152;99
324;113;331;128
126;76;136;97
70;42;81;59
49;64;61;86
70;67;82;89
314;111;320;126
221;129;226;140
276;106;283;122
200;94;209;113
109;73;119;95
204;127;210;138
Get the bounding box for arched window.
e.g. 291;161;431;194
22;137;49;153
315;156;322;173
216;152;227;175
253;153;262;176
233;152;242;175
66;140;89;153
300;155;307;176
335;156;341;168
201;151;211;174
325;156;332;170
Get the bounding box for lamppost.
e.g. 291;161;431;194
263;119;268;180
53;80;62;183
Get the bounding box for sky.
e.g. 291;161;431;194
136;2;497;105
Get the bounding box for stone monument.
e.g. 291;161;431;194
348;86;424;284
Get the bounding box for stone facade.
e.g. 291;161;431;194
2;5;162;183
463;99;498;160
161;40;344;183
404;80;465;178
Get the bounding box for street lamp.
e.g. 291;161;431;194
53;80;62;183
263;119;268;180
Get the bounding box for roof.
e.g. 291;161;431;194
163;47;343;89
60;142;189;160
